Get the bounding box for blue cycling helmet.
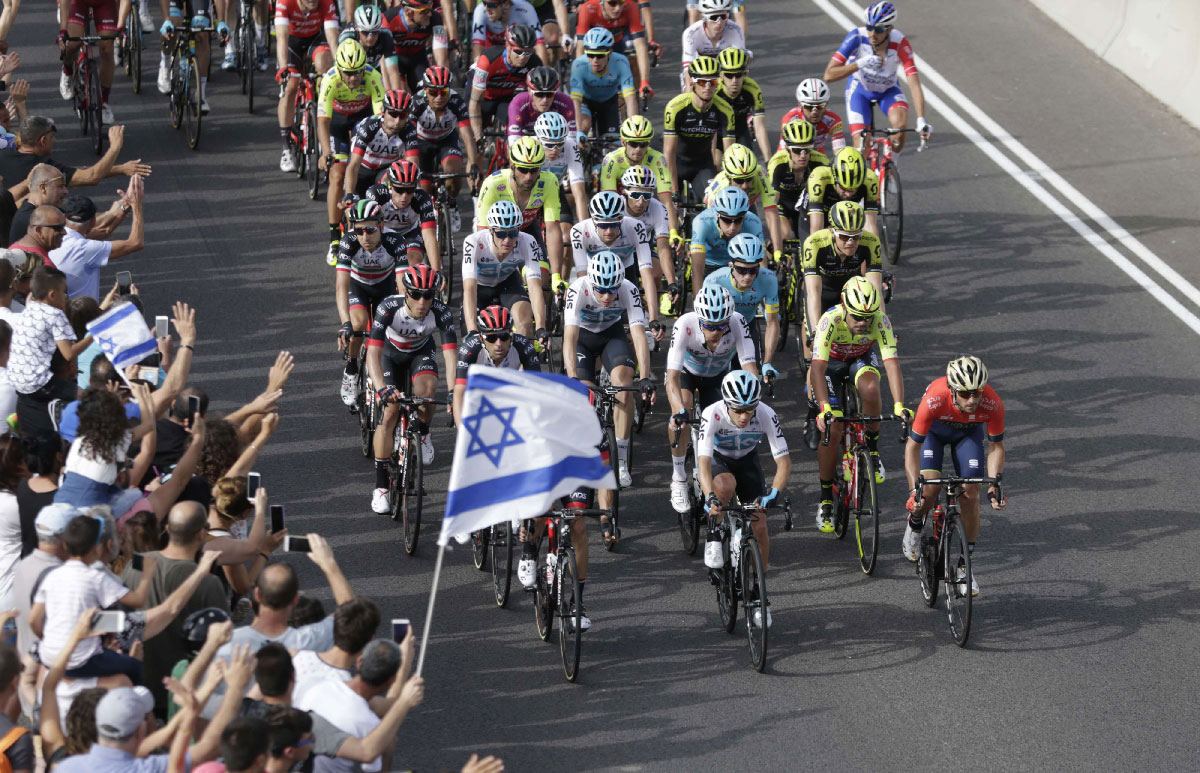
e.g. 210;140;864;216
534;111;569;143
582;27;614;52
588;251;624;291
721;369;761;409
486;200;523;230
589;190;625;222
865;1;895;27
694;284;734;324
712;186;750;217
727;232;764;264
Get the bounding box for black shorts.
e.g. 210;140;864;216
168;0;214;23
575;324;634;383
476;271;529;309
380;338;440;386
623;262;641;288
534;0;558;25
330;108;373;158
677;151;717;194
396;52;430;92
815;348;881;410
582;97;621;137
353;167;388;196
731;114;754;149
710;450;766;504
679;370;724;408
348;276;397;311
478;97;513;129
285;33;328;74
416;136;464;174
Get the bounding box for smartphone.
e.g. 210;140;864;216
187;394;201;423
284;535;311;553
116;271;132;295
391;619;410;642
91;610;127;635
246;472;260;499
131;553;144;571
270;504;285;533
155;315;169;338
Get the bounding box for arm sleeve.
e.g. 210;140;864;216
811;309;835;361
756;170;777;209
541;175;562;221
350;118;373;156
732;313;756;365
625;2;643;34
664;319;685;371
649;150;673;191
680;27;696;65
516;336;542;371
471;6;488;45
617;56;635;97
985;389;1005;440
874;312;898;360
455;336;478;384
762;404;789;458
566;140;586;186
460;233;478;280
898;36;918;76
569;58;584;100
909;390;934;440
562;283;581;327
569;224;588;274
760;272;779;315
521;238;543;277
369;297;400;345
832;29;858;64
599;151;622;191
623;282;647;327
435;302;459;349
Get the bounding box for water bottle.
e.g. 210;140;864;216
931;505;945;542
841;449;853;482
730;526;743;569
544;552;557;585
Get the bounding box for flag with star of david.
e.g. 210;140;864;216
85;301;157;371
439;366;615;545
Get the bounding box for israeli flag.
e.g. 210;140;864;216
439;366;615;545
85;302;157;371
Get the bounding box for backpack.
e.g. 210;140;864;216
0;725;28;773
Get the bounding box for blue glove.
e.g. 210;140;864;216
160;19;175;36
759;488;779;508
216;20;230;39
762;363;779;381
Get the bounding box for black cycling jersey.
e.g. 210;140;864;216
454;331;541;383
662;92;735;159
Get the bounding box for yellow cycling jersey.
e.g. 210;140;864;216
599;146;673;195
806;164;880;215
811;305;898;362
474;168;563;230
318;66;385;119
703;168;778;210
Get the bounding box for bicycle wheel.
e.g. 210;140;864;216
306;102;321;199
437;203;455;305
184;54;202;149
533;539;554;641
558;550;582;682
242;23;255;112
128;14;143;92
678;446;700;554
471;528;488;570
776;267;791;352
87;62;104;155
917;531;939;608
878;160;903;265
944;520;972;646
74;67;89;135
854;447;879;575
357;360;374;457
168;54;183;128
716;537;737;633
833;483;850;540
741;539;768;672
490;520;512;607
400;431;423;554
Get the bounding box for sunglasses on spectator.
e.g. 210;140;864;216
596;221;622;231
624;140;649;148
699;320;728;332
426;87;449;96
586;51;611;58
384;109;408;118
407;289;436;300
594;285;620;296
705;12;729;21
492;228;519;239
532;91;556;99
626;190;653;200
955;388;983;399
484;332;512;342
718;214;745;225
731;264;759;276
354;225;379;235
866;24;891;33
694;77;718;86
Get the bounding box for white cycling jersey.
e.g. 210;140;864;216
630;197;669;241
666;311;755;378
542;137;586;187
461;230;542;286
698;400;789;461
563;275;647;334
570;217;652;275
680;19;748;68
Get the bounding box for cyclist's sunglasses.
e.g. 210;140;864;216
847;311;874;322
834;231;862;242
721;70;746;78
955;388;983;399
391;185;416;194
801;102;826;110
731;264;759;276
532;91;556;99
586;51;611;59
728;405;756;415
694;77;718;86
492;228;520;239
484;332;512;342
729;173;755;183
604;0;622;5
511;47;534;56
512;164;541;173
705;12;728;21
624;140;650;148
866;24;891;33
354;225;379;235
541;141;565;150
482;0;501;6
406;289;436;300
699;320;728;332
384;109;408;118
593;285;620;296
718;214;746;225
787;145;813;153
626;190;653;200
596;221;622;231
425;87;449;96
341;68;365;77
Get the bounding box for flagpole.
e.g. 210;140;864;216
415;540;446;678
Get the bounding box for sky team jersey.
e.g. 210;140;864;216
832;27;918;94
563;276;646;333
411;93;470;142
336;232;409;284
506;92;577;143
703;169;778;211
461;230;543;286
369;295;458;352
777;108;846;155
339;26;398;67
570;53;635;103
365;183;437;235
766;149;829;215
911;377;1005;442
318;66;385;118
806;165;880;215
540;137;586;187
663;93;735;157
474;169;562;230
569;217;651;275
680;19;746;68
703;266;779;320
455;332;541;384
599;146;672;194
471;0;544;49
350;115;420;172
630;197;669;241
689;208;764;268
811;305;897;362
666;311;755;377
274;0;337;38
698;400;788;461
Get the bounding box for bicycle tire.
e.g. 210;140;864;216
306;102;321;199
558;549;582;682
129;14;143;93
742;539;768;672
400;431;423;555
437;204;455;305
74;68;89;135
944;520;972;646
917;532;939;608
533;538;554;641
854;447;879;575
244;23;255;113
490;520;512;607
678;445;700;555
121;27;132;76
716;532;737;633
357;388;373;457
833;480;850;540
471;527;488;570
88;62;104;155
168;54;183;129
879;160;903;265
776;265;791;352
185;54;202;149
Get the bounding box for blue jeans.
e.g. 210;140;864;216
66;648;143;685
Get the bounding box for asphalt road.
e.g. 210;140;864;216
11;0;1200;769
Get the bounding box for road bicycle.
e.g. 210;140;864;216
470;516;514;608
775;237;803;353
166;23;213;149
860;108;926;265
915;474;1003;647
588;381;644;551
282;66;322;196
668;408;704;554
479;127;508;176
379;392;444;555
120;2;143;94
426;170;470;305
65;27;115;155
235;0;256;112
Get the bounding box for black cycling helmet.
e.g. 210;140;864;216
182;607;231;645
526;65;560;92
506;23;537;49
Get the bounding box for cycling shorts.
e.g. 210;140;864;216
475;271;529;309
575;324;634;383
477;97;513;130
381;337;439;386
677;152;717;194
286;34;329;75
916;421;985;477
69;0;120;31
330;107;373;159
416;136;464;174
396;52;430;92
352;166;389;197
710;450;765;504
814;348;880;409
535;1;558;25
844;79;907;135
579;98;622;138
348;276;398;311
679;370;724;409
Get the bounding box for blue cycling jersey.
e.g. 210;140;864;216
690;208;765;268
569;53;635;104
703;266;780;320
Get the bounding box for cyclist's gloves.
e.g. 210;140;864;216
57;30;69;46
377;386;399;403
670;408;688;428
160;19;174;36
758;488;780;508
648;320;664;337
669;228;684;249
339;322;353;340
821;402;843;423
916;116;932;137
639;80;654;99
447;38;460;53
894;402;913;423
216;20;230;41
637;377;656;397
551;272;568;294
534;327;549;346
275;66;290;83
706;493;722;511
666;282;681;300
762;363;779;382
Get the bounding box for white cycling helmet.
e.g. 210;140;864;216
721;369;761;408
534;111;569;144
697;0;733;15
486;200;523;230
946;355;989;392
588;190;625;222
588;251;624;290
795;77;830;105
694;285;734;325
354;4;383;32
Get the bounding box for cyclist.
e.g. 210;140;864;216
680;0;745;86
767;118;829;241
468;23;542;137
271;0;339;173
702;232;778;380
363;159;444;270
572;0;652;99
534;111;587;226
703;144;783;261
470;0;547;63
506;65;576;144
526;0;572;68
686;0;744;27
822;1;931;152
411;65;479;232
662;55;735;203
901;355;1005;596
318;39;385;264
810;276;908;533
600;115;678;241
665;285;756;513
807;146;879;236
777;77;846;157
367;264;458;514
385;0;452;91
569;27;636;140
474;136;565;282
337;5;403;91
715;48;770;161
688;185;760;294
219;0;271;73
699;369;790;627
453;304;541;424
563;251;656;487
342;89;418;200
336;200;410;406
60;0;156;123
619;165;679;314
461;200;548;341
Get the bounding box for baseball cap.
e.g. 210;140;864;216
61;194;98;224
35;503;79;540
95;686;155;739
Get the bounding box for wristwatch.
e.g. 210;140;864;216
119;202;131;213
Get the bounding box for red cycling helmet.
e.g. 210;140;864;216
423;65;453;89
476;305;513;333
402;264;441;292
383;89;412;113
387;160;420;187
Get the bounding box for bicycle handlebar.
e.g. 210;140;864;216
426;172;471;180
65;34;120;41
545;507;609;519
668;410;702;448
821;415;909;446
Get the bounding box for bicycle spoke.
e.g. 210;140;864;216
558;551;582;682
944;521;972;646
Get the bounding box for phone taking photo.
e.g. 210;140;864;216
270;505;285;533
187;393;201;424
91;610;127;635
131;553;144;572
116;271;132;295
246;472;260;499
155;315;169;338
284;535;310;553
392;619;410;642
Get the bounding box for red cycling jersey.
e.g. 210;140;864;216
574;0;643;45
911;377;1005;441
777;108;847;155
470;47;542;100
274;0;338;39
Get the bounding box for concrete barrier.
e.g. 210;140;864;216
1029;0;1200;129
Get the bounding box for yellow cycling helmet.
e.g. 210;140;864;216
689;55;719;78
620;115;654;143
717;47;748;74
829;200;865;234
335;38;368;72
722;144;759;179
781;119;815;149
832;147;867;190
508;135;546;167
841;275;880;316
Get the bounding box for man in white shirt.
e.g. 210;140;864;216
49;176;144;300
291;598;379;706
